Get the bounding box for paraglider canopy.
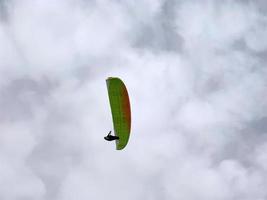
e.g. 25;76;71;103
106;77;131;150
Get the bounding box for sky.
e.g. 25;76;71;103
0;0;267;199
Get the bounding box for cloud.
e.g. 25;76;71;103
0;0;267;199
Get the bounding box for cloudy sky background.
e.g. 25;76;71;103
0;0;267;199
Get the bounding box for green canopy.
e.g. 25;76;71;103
106;77;131;150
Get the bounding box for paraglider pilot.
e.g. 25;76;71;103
104;131;119;141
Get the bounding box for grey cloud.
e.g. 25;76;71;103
0;0;267;200
131;0;184;52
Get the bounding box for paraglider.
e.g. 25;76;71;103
106;77;131;150
104;131;119;141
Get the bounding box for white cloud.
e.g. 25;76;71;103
0;0;267;199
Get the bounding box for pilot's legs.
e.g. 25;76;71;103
110;135;119;140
